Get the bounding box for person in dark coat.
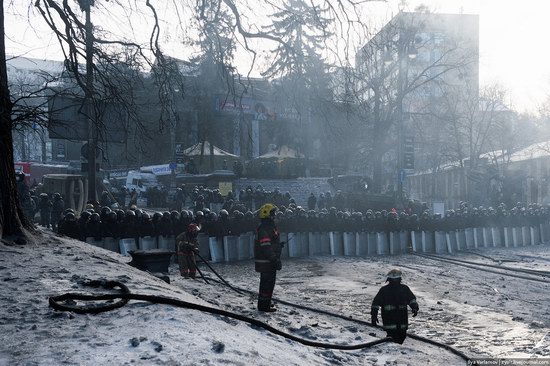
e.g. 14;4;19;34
307;193;317;211
371;268;419;344
38;193;53;228
176;223;201;278
254;203;282;312
51;193;65;232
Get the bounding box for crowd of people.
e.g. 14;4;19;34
45;198;550;243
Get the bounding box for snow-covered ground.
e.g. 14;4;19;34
1;230;549;365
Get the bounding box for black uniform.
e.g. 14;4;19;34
254;219;282;312
371;281;419;344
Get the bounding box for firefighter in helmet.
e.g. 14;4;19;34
176;223;201;279
254;203;282;312
371;268;419;344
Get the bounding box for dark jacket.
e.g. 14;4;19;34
371;282;418;332
254;219;282;272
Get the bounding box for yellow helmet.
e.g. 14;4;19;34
387;268;402;279
259;203;278;219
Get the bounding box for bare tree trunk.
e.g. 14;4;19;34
0;1;33;239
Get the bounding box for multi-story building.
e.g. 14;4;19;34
354;11;479;194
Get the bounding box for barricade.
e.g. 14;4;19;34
103;237;119;253
367;232;378;255
411;231;422;252
238;233;251;260
223;236;239;262
197;233;210;260
158;235;174;251
521;227;531;246
320;232;331;255
456;230;466;251
308;232;321;256
249;233;255;259
279;232;289;259
330;232;344;256
422;231;435;253
356;232;368;256
540;223;548;244
296;232;303;258
435;231;446;254
473;228;482;249
85;237;104;249
299;232;309;257
139;236;158;250
465;228;475;249
376;232;388;255
503;227;514;248
119;238;138;256
399;231;408;253
288;233;300;257
530;226;541;246
209;237;224;263
541;223;550;244
445;231;456;254
492;228;502;247
512;227;521;247
389;232;400;255
482;227;493;248
343;232;356;256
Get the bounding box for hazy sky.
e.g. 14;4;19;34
5;0;550;113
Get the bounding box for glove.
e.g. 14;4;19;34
275;259;282;271
412;308;418;317
371;315;378;326
279;241;286;248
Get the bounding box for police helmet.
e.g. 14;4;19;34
90;213;100;222
80;211;91;220
64;208;75;216
125;210;136;217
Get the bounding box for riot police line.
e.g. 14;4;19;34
52;201;550;260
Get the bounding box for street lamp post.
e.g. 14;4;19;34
396;34;417;207
78;0;97;203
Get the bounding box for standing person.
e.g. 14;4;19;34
38;193;53;228
51;193;65;232
176;223;201;279
307;193;317;211
371;268;419;344
129;188;138;207
254;203;282;312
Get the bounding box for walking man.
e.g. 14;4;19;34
371;268;419;344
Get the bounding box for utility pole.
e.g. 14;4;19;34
79;0;97;203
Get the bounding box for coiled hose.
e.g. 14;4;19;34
49;279;391;350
